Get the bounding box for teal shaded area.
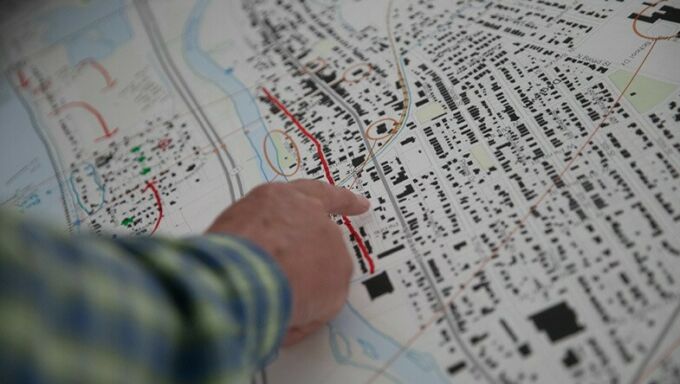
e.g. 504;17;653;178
0;67;72;226
39;0;132;65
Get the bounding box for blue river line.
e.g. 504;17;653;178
184;0;281;182
184;1;446;381
69;162;106;216
329;304;448;383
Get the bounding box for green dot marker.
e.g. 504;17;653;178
140;167;151;175
137;156;146;162
121;217;134;226
131;146;141;153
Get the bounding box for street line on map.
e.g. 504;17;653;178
365;15;663;384
262;86;376;274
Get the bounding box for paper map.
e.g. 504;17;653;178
1;0;680;383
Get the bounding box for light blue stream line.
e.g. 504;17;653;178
184;0;279;182
68;162;106;216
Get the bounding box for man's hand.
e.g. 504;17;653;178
207;179;370;346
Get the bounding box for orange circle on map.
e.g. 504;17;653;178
304;57;328;74
632;0;679;41
263;129;301;177
366;117;399;140
342;62;373;84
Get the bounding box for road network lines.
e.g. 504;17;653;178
339;0;409;188
261;86;376;274
365;1;676;382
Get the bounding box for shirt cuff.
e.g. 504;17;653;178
198;233;292;366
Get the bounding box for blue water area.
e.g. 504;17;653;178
329;304;449;383
184;0;278;182
0;71;72;226
38;0;132;66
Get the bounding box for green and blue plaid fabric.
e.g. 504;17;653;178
0;210;291;384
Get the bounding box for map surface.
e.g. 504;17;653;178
1;0;680;383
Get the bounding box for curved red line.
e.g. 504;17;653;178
79;58;116;89
53;101;118;142
342;215;375;273
142;180;163;235
261;87;376;274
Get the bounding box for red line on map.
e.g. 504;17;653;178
79;58;117;90
261;86;376;274
32;79;51;96
17;69;30;88
142;180;163;235
52;101;119;142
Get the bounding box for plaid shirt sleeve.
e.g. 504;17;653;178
0;210;292;384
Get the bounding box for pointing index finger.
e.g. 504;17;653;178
290;179;370;215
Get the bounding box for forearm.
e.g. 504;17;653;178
114;234;291;380
0;211;291;383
